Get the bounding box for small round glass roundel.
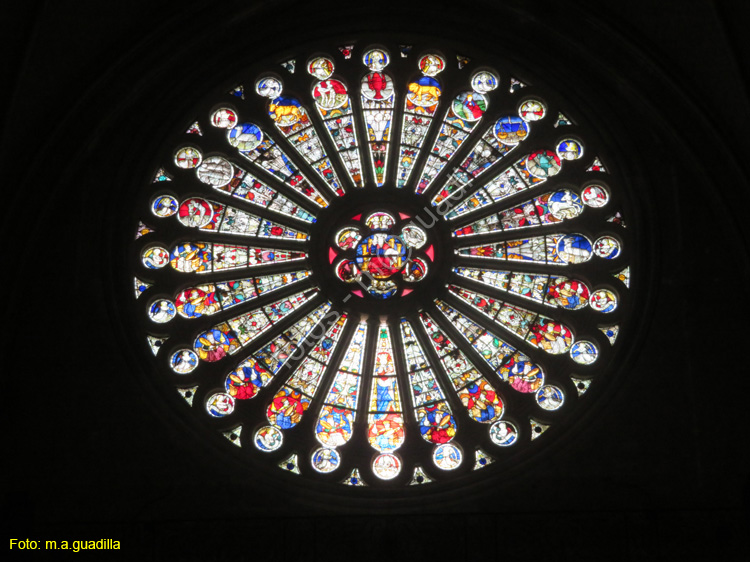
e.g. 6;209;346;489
178;198;214;228
570;340;599;365
152;195;178;218
174;146;202;169
307;56;335;80
363;48;389;70
556;139;584;160
418;54;445;77
519;99;547;121
148;299;176;323
536;385;565;411
336;260;361;283
312;79;348;110
254;425;283;452
452;92;487;122
589;288;618;313
471;71;499;93
197;156;233;187
403;259;428;282
142;246;170;269
494;116;529;146
433;443;462;470
594;236;621;259
373;453;401;479
210;108;237;129
206;392;235;417
336;228;362;250
557;234;593;264
228;123;263;152
255;77;283;98
368;279;398;299
170;349;199;374
490;421;518;447
526;150;562;178
582;184;610;207
401;225;427;248
311;447;341;473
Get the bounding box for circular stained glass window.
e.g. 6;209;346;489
131;42;633;488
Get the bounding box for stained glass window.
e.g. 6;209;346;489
132;41;633;488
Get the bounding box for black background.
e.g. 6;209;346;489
2;1;749;559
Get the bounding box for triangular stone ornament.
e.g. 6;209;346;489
152;168;171;182
279;453;301;474
229;85;244;99
554;112;572;127
530;419;550;440
606;211;627;228
147;335;167;356
408;466;433;485
135;221;154;239
509;76;527;93
399;44;412;58
134;277;151;298
570;377;592;396
338;45;353;59
599;325;620;345
473;449;495;470
614;266;630;288
457;55;470;69
223;426;242;447
280;59;296;74
342;468;366;486
186;121;203;135
586;157;607;173
177;386;198;406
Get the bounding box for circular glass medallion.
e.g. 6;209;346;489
471;70;499;93
452;91;487;121
210;107;237;129
494;116;529;146
206;393;235;417
536;385;565;411
355;234;407;278
227;123;263;152
519;99;547;121
254;425;283;452
433;444;462;470
593;236;621;259
373;453;401;479
170;349;199;374
311;447;341;472
152;195;178;217
490;421;518;447
582;184;610;207
589;288;618;312
148;299;176;323
142;246;170;269
570;341;599;365
174;146;202;169
197;156;234;187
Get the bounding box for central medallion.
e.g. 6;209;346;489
356;234;407;278
330;210;432;300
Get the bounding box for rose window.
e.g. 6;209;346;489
131;42;634;488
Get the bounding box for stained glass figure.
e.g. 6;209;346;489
593;236;621;259
255;425;283;452
536;385;564;410
170;349;199;374
582;184;609;207
361;49;395;186
227;120;330;208
433;443;462;469
368;326;405;455
206;392;235;417
315;321;367;448
148;299;176;323
210;108;238;129
142;246;170;269
373;453;402;479
312;447;341;473
589;289;618;313
152;195;178;217
570;341;598;365
489;420;518;446
396;54;445;187
519;99;546;122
